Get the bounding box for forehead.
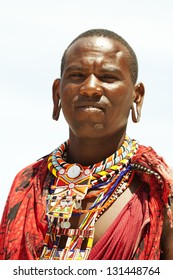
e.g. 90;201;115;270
64;36;130;70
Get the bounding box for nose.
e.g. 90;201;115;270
79;74;103;96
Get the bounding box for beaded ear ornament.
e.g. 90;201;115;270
39;136;139;260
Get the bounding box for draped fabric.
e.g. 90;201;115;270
0;145;172;260
0;159;50;260
88;184;150;260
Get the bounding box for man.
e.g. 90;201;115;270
0;29;173;260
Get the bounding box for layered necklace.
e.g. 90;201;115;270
39;135;138;260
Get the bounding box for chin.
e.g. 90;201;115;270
71;124;105;139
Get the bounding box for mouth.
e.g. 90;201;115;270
75;103;105;113
78;106;103;112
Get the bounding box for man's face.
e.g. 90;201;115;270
58;36;137;139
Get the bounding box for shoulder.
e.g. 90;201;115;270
133;146;173;259
132;143;173;204
15;157;48;179
0;156;49;224
132;144;172;180
134;145;169;166
10;156;49;193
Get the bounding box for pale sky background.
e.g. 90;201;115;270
0;0;173;219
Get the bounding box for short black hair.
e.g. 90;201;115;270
60;28;138;84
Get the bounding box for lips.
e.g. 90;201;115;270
75;102;105;113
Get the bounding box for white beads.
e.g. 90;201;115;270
61;221;71;229
67;164;81;178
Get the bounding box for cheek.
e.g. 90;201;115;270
60;84;78;104
60;93;77;126
60;89;73;112
107;90;133;122
109;89;133;109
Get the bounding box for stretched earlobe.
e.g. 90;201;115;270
131;82;145;123
131;103;140;123
52;79;61;121
52;102;61;121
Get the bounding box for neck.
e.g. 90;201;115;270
67;130;127;166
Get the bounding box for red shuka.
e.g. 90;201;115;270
0;145;172;260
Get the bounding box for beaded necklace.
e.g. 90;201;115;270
39;136;138;260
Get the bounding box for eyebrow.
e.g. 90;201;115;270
65;65;122;74
99;66;122;73
65;65;83;72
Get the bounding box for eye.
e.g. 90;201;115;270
100;74;119;83
69;72;85;80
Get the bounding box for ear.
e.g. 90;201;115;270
52;78;61;121
132;82;145;122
